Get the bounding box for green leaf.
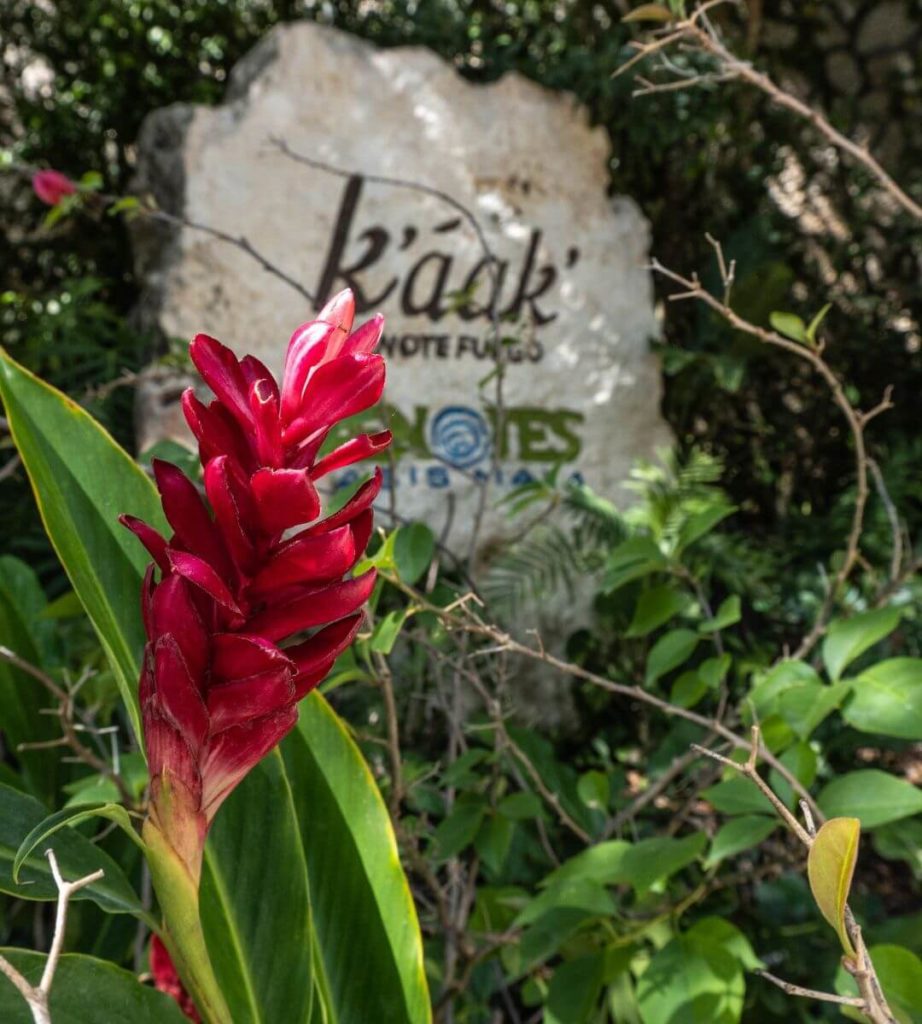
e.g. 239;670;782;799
671;670;708;708
704;816;778;868
0;784;142;916
637;917;757;1024
626;584;690;638
872;819;922;879
805;302;832;344
282;693;431;1024
201;752;313;1024
749;661;847;738
769;311;807;343
622;3;674;23
602;538;666;594
540;841;631;890
700;596;741;633
369;609;408;655
702;776;774;816
835;945;922;1024
393;523;435;585
514;878;615;929
675;503;734;553
0;557;61;800
497;791;543;820
13;801;143;883
0;952;190;1023
433;793;487;860
619;833;706;894
645;629;699;685
475;814;514;875
807;817;860;958
0;349;167;740
577;770;610;811
845;658;922;739
818;771;922;829
822;606;901;682
545;954;605;1024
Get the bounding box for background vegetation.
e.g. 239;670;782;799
1;2;921;1022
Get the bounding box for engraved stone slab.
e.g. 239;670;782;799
132;21;671;558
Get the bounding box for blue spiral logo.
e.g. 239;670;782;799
429;406;491;469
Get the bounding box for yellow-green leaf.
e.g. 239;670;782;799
807;817;860;959
623;3;674;22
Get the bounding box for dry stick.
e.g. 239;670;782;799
694;728;898;1024
0;646;135;808
384;573;822;820
649;260;893;660
621;5;922;223
0;850;105;1024
753;972;864;1008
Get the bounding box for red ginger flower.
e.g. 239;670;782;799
122;289;391;881
150;935;201;1022
32;169;76;206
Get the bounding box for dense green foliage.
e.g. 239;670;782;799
1;2;921;1022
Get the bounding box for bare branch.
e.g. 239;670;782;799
0;850;105;1024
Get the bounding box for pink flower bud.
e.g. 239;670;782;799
31;169;77;206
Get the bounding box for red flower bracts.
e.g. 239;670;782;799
123;289;390;882
150;935;201;1022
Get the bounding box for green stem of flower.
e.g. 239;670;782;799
143;819;233;1024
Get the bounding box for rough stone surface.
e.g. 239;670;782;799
131;21;671;562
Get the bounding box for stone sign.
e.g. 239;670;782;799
132;21;671;557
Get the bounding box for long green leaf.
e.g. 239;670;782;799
200;752;314;1024
282;693;431;1024
0;556;61;801
0;349;167;740
0;784;142;915
0;951;189;1023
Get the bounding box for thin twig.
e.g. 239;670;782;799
0;646;135;808
0;850;104;1024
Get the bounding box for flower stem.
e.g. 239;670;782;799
143;819;233;1024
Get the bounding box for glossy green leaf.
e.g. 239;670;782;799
704;816;777;868
577;770;610;811
476;814;514;875
0;952;189;1023
515;878;615;929
602;537;665;594
835;945;922;1024
872;819;922;880
822;606;901;682
645;628;699;685
805;302;832;344
200;752;313;1024
626;584;689;638
702;776;774;816
769;311;807;342
540;841;631;889
818;771;922;829
282;693;431;1024
700;595;741;632
393;523;435;585
0;784;142;915
637;917;757;1024
497;791;543;820
545;954;605;1024
807;817;860;958
0;349;167;740
619;833;706;893
845;658;922;739
13;801;143;883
